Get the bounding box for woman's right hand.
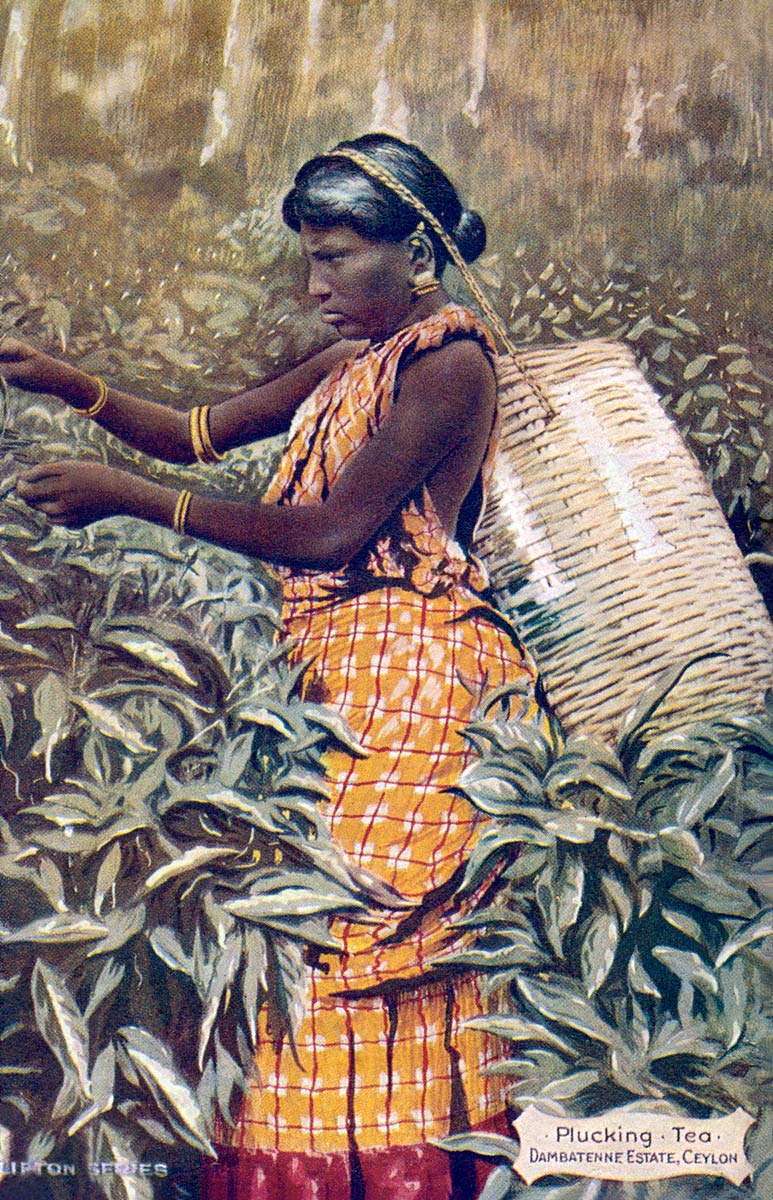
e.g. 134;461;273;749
0;337;75;394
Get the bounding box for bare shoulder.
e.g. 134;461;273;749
398;335;496;412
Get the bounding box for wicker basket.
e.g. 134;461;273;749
473;339;773;744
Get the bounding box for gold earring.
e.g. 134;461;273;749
408;221;429;253
410;269;440;297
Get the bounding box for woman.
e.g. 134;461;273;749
1;134;543;1199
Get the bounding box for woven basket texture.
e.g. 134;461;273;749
473;339;773;744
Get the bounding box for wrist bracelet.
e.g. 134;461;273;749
172;489;193;536
190;405;225;463
72;375;109;418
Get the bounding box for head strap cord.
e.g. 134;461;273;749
327;147;555;416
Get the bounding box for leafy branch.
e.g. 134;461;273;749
436;666;773;1199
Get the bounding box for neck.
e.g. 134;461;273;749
396;287;450;331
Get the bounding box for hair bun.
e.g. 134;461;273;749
453;208;486;263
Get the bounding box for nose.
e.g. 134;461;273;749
307;261;331;299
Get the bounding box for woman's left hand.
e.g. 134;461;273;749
15;461;129;527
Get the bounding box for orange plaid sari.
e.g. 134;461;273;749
204;306;543;1199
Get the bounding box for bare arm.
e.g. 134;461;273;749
16;340;496;571
0;338;357;463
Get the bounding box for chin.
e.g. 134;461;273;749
332;318;367;339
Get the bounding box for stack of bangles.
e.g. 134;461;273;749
189;404;224;464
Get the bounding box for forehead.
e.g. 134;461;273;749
299;221;381;255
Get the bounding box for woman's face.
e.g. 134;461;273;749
299;221;417;341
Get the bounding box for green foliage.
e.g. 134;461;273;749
0;463;376;1196
436;669;773;1199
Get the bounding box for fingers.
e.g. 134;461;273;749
0;337;32;362
16;477;58;503
18;462;69;483
16;463;73;503
15;473;81;526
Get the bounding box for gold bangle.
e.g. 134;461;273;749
190;406;206;462
172;489;193;535
190;404;224;463
72;375;109;418
200;404;225;462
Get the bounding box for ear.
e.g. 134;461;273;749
407;230;435;274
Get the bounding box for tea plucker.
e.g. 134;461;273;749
1;133;545;1199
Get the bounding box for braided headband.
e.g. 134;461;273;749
327;147;554;415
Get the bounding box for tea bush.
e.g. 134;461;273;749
437;665;773;1199
0;446;388;1197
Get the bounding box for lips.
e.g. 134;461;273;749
320;310;347;325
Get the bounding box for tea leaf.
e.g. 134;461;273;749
32;959;91;1098
683;354;714;380
648;1019;718;1061
302;704;370;757
97;631;197;686
72;697;155;754
716;959;747;1049
628;950;661;998
32;671;70;779
675;750;735;827
198;932;242;1070
2;913;108;944
96;1120;157;1198
715;909;773;968
241;927;268;1047
225;885;366;921
37;856;67;912
67;1043;116;1136
600;872;633;932
725;357;753;375
214;1032;246;1124
433;1133;519;1162
580;907;619;996
149;927;193;978
142;846;239;894
658;827;705;871
540;810;601;844
666;314;701;335
617;655;720;763
16;614;78;631
652;947;718;994
516;975;623;1047
627;315;654;341
87;905;147;957
236;704;297;738
84;959;125;1022
158;785;280;832
590;297;614;320
464;1013;574;1056
544;759;632;806
94;842;123;917
118;1025;214;1155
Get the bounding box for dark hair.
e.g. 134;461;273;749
281;132;486;274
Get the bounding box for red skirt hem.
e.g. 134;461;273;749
200;1111;512;1200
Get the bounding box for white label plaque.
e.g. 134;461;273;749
513;1106;754;1186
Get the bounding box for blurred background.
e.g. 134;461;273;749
0;0;771;597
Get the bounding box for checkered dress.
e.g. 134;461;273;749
204;306;543;1199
